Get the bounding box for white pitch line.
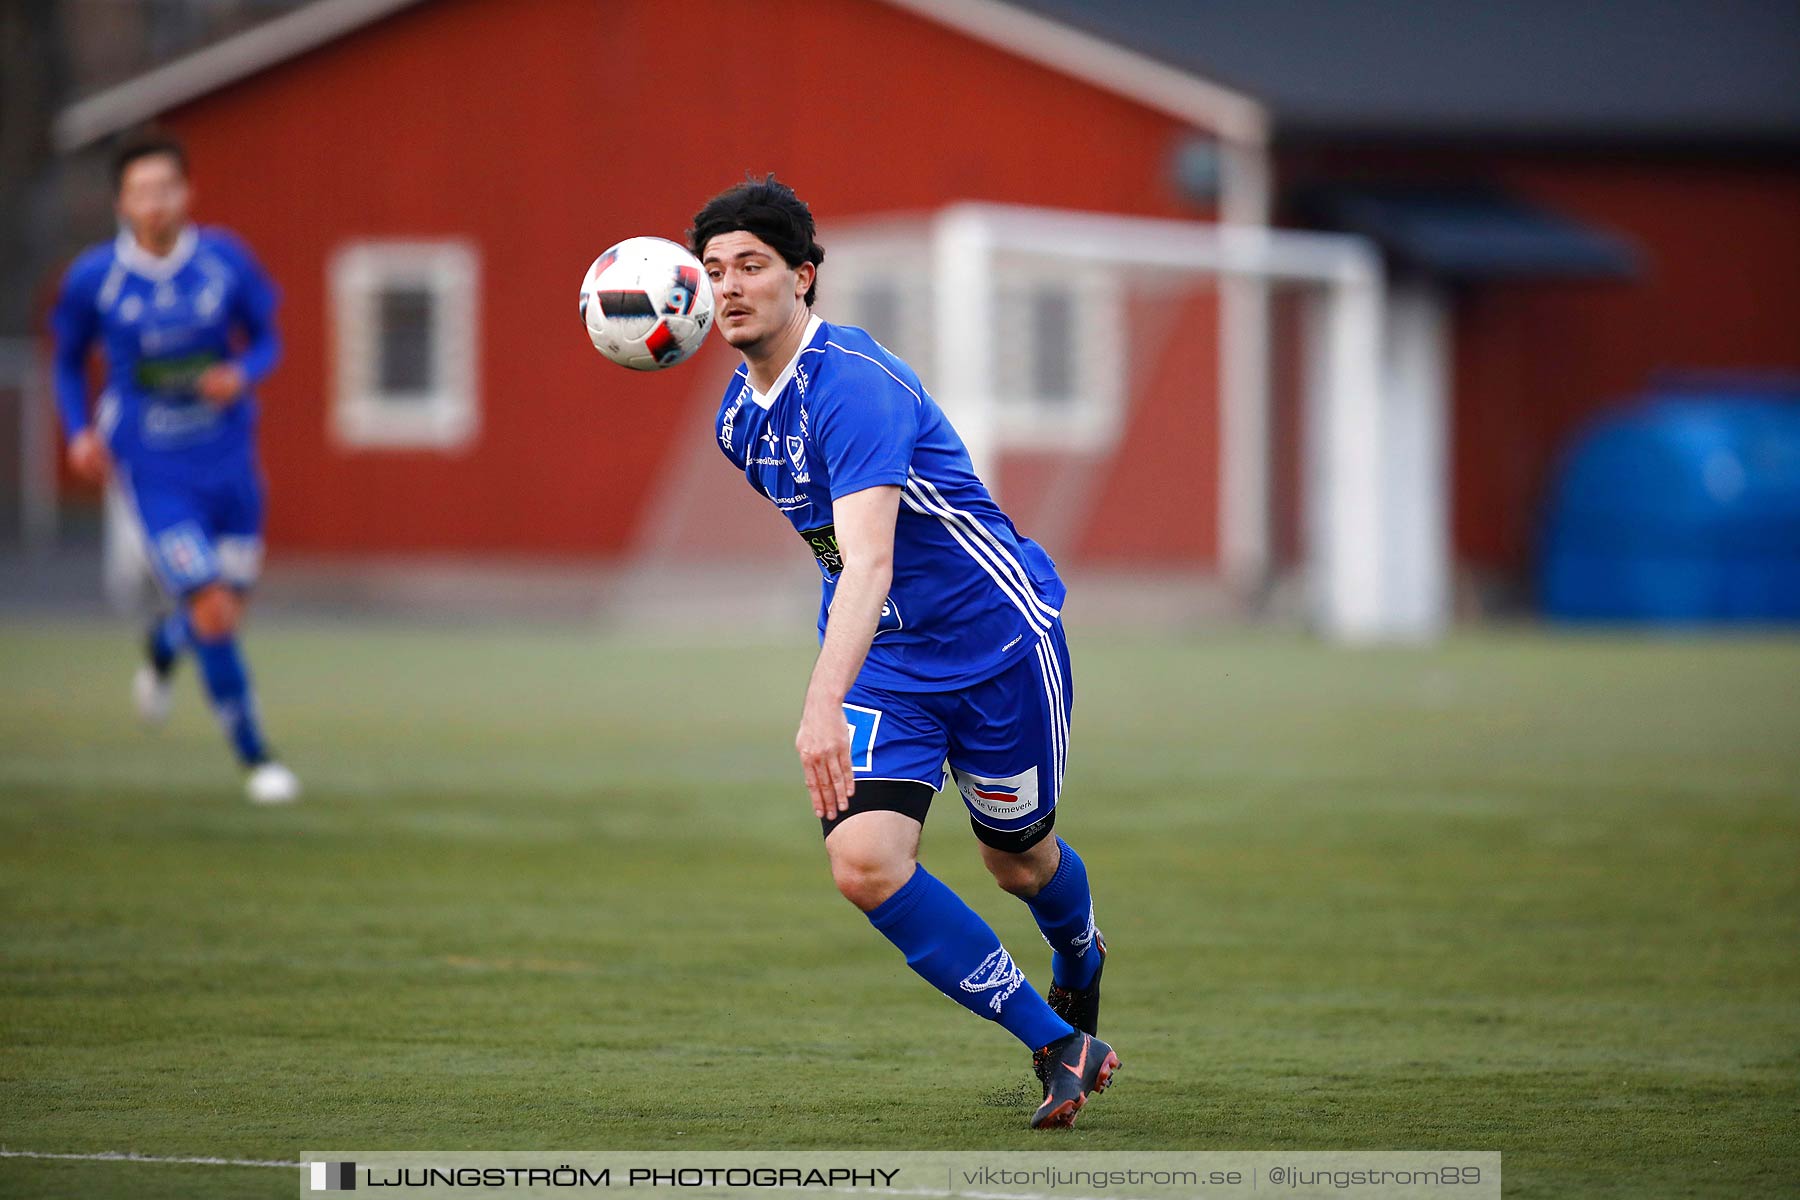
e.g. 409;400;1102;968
0;1149;299;1170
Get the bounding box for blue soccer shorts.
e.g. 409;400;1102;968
117;462;266;597
839;620;1073;842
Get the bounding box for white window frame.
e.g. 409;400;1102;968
817;227;937;382
989;260;1125;450
330;240;479;451
822;228;1126;452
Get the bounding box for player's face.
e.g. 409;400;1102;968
702;231;810;353
116;154;191;250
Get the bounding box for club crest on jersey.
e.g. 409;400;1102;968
959;947;1025;1014
785;436;807;472
951;765;1040;825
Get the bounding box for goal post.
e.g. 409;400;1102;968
915;203;1429;644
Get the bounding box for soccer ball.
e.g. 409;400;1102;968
580;237;714;371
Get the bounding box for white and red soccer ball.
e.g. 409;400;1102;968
580;237;714;371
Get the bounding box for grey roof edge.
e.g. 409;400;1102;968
55;0;431;152
55;0;1272;155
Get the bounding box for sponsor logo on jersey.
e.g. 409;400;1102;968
719;385;749;450
748;430;784;465
143;400;220;439
799;523;843;578
959;947;1025;1014
825;588;905;639
951;765;1041;824
876;595;903;639
135;352;219;395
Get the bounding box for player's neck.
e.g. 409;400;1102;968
743;305;813;394
130;226;184;258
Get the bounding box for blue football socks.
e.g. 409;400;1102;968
148;611;189;676
191;632;269;767
1023;838;1102;990
866;864;1074;1051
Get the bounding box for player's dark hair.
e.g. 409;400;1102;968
689;174;825;306
111;133;189;192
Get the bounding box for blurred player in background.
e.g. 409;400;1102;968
694;176;1116;1129
51;134;299;806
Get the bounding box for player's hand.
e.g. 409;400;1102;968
196;362;247;406
66;429;109;484
796;696;856;820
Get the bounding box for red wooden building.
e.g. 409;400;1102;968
52;0;1800;623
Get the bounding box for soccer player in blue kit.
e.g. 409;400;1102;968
52;136;299;806
693;177;1117;1129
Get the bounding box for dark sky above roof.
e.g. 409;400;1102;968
1001;0;1800;141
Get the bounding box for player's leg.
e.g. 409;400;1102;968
953;622;1103;1002
188;587;297;804
947;623;1116;1127
205;470;298;803
116;465;195;728
823;689;1073;1056
185;580;267;766
146;608;190;684
981;833;1105;1028
133;616;185;729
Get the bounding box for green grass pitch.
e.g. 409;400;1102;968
2;621;1796;1197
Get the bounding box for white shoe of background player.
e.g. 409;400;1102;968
133;664;173;729
246;761;302;805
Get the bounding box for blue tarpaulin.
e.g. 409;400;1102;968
1540;387;1800;623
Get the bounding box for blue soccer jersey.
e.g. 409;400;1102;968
51;225;280;480
715;315;1066;691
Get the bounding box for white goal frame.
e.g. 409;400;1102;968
923;203;1442;645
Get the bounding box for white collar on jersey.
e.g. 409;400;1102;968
748;313;824;409
114;224;199;280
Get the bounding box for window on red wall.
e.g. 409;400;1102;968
329;240;480;452
824;228;1125;452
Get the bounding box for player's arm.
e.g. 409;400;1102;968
796;484;900;820
199;235;282;406
49;265;106;483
